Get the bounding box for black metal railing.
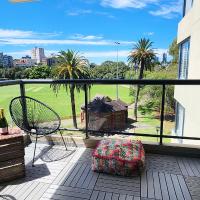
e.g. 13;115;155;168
1;78;200;145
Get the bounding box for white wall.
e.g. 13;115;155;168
175;0;200;145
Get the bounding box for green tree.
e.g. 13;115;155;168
29;66;51;79
52;50;90;128
169;38;179;64
91;61;129;79
128;38;156;121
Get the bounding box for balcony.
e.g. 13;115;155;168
0;143;200;199
0;79;200;200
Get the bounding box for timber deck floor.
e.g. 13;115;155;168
0;143;200;200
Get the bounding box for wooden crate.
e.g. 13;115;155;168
0;129;25;183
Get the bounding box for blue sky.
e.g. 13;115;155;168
0;0;182;64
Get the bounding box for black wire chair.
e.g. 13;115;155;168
9;96;68;166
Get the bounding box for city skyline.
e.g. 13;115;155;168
0;0;182;63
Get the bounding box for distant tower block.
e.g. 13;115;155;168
31;47;46;64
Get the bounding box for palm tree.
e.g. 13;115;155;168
52;50;90;129
128;38;156;121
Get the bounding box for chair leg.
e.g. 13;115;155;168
59;131;67;151
32;134;38;167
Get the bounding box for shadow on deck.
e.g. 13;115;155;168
0;143;200;200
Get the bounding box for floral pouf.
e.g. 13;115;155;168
92;139;145;176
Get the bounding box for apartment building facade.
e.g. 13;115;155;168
31;47;46;64
0;53;13;68
174;0;200;144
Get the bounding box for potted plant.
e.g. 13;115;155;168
0;108;8;135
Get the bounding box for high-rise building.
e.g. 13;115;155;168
0;52;3;67
162;53;167;64
47;57;57;66
2;55;13;68
31;47;46;64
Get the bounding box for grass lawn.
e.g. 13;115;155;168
0;84;132;120
0;83;174;143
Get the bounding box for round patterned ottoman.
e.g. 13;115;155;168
92;139;145;176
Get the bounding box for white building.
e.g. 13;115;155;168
31;47;46;64
174;0;200;145
14;57;37;67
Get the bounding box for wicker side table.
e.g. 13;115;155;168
0;129;25;183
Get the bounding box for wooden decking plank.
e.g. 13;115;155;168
119;194;126;200
97;178;139;187
42;192;88;200
52;161;75;185
76;164;91;188
170;174;184;200
146;171;154;199
9;181;28;197
70;163;88;187
159;172;169;200
177;158;188;176
90;190;99;200
165;173;177;200
126;195;134;200
25;182;49;200
15;181;38;199
44;188;90;199
177;175;192;200
141;171;147;198
152;171;162;200
95;185;138;196
96;182;139;192
49;184;92;195
112;193;119;200
97;191;106;200
99;174;137;183
187;159;200;177
133;197;140;200
88;171;99;190
0;184;13;194
182;159;195;177
193;159;200;175
104;192;112;200
69;148;87;163
64;163;83;186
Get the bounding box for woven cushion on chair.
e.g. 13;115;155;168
92;139;145;176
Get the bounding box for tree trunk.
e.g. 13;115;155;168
70;84;77;129
134;60;145;121
134;86;140;121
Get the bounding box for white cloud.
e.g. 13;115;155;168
0;37;134;46
101;0;182;19
0;29;61;39
0;29;34;38
71;34;104;40
149;0;182;19
7;50;31;58
101;0;159;9
67;9;92;16
67;9;115;18
144;32;154;36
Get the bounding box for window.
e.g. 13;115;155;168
179;39;190;79
175;102;185;139
183;0;193;16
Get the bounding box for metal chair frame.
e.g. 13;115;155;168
9;96;68;166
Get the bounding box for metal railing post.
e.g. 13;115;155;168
19;81;29;129
84;84;89;139
160;84;166;145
